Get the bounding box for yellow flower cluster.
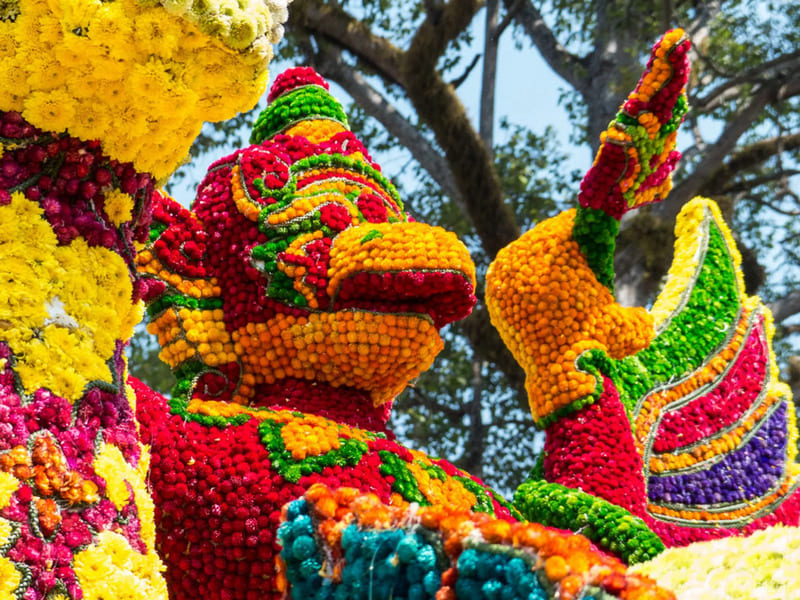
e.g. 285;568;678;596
103;190;136;227
486;209;653;423
0;192;141;400
0;472;18;509
94;442;158;548
0;0;282;179
326;222;477;299
73;530;167;600
633;525;800;600
142;0;289;50
149;307;236;369
0;545;21;600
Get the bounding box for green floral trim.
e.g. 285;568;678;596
514;479;664;564
168;362;251;428
454;476;495;514
145;294;223;319
619;220;741;413
147;220;168;243
573;206;620;291
259;420;371;483
250;86;349;145
378;451;428;505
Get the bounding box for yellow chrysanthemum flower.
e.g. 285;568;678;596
0;0;287;178
23;89;76;133
0;554;21;599
0;473;19;510
103;190;135;226
75;531;167;600
0;193;141;400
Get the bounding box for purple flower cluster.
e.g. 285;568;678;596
648;403;787;505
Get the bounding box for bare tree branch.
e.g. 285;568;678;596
403;49;520;258
659;80;791;220
407;387;466;420
497;0;522;38
480;0;500;153
692;51;800;113
504;0;589;92
311;47;466;208
463;358;486;477
450;53;481;88
288;0;405;85
770;291;800;324
702;132;800;196
685;0;722;46
460;308;527;404
722;170;800;201
407;0;483;71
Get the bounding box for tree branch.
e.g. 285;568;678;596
692;51;800;113
504;0;588;91
722;170;800;201
407;0;483;71
496;0;522;37
701;132;800;196
480;0;500;153
407;386;466;420
659;80;790;219
685;0;722;47
402;54;520;259
288;0;405;85
310;47;466;208
769;291;800;324
460;308;527;405
449;53;481;88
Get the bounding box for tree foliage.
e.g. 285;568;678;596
132;0;800;495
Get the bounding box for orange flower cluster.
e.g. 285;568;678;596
404;450;478;512
0;436;100;507
233;310;443;405
284;120;348;143
326;222;476;299
136;251;222;298
631;29;686;105
290;484;675;600
486;209;653;424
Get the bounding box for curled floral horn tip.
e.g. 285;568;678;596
578;29;690;220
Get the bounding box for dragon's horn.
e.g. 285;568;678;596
573;29;690;289
250;67;350;145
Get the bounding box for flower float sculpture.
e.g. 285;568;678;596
0;5;795;597
487;28;800;561
0;0;289;597
133;62;678;598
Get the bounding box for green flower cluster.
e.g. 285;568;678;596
514;480;665;564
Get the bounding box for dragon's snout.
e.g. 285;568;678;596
327;222;476;328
